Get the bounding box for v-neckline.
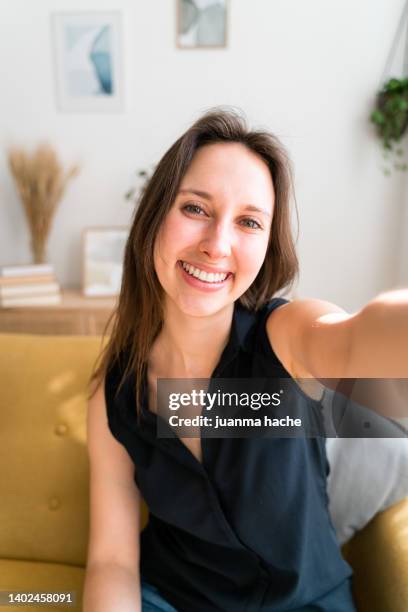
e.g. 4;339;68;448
140;369;218;469
139;340;236;469
134;301;246;469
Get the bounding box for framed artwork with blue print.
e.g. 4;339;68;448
51;12;124;112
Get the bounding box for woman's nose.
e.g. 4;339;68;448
199;221;232;260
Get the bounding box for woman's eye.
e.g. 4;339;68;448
182;205;261;229
240;218;262;230
182;203;207;216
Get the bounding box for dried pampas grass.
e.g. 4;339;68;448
8;143;79;263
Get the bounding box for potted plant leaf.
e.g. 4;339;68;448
370;77;408;174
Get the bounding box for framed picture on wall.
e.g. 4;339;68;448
51;12;124;112
176;0;228;49
81;227;128;297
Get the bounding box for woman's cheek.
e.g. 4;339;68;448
239;238;268;278
160;212;200;254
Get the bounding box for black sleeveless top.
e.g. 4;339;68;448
105;299;354;611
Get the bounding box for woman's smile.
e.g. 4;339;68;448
178;260;233;291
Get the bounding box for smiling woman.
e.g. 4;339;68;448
83;108;388;611
90;109;299;409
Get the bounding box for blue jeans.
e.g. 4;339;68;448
141;579;178;611
140;577;355;611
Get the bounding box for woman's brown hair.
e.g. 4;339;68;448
88;108;299;415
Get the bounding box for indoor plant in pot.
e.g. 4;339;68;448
370;76;408;174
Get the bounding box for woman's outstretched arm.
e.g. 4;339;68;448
344;289;408;377
266;289;408;379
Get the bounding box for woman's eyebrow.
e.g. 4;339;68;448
178;188;212;200
178;189;271;217
243;204;272;218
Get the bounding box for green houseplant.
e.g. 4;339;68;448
370;77;408;174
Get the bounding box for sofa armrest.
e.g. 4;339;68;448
341;496;408;612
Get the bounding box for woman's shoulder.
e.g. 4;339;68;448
236;296;290;331
265;297;350;379
259;296;291;319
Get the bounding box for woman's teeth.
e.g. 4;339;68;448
181;261;228;283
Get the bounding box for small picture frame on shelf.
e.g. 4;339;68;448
51;11;124;112
81;227;128;297
176;0;228;49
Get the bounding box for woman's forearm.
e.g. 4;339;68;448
347;288;408;377
82;562;141;612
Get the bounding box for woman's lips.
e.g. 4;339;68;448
180;259;232;276
177;260;232;291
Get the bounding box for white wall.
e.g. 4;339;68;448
0;0;406;312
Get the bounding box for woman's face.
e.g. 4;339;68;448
153;142;275;318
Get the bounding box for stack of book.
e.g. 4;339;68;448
0;263;62;307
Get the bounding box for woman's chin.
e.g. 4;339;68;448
174;294;230;318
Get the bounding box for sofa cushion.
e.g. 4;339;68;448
0;333;104;567
0;558;84;612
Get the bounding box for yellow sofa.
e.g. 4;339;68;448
0;333;407;612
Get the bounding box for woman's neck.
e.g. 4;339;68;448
149;300;234;378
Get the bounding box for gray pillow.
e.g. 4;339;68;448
326;437;408;545
322;386;408;545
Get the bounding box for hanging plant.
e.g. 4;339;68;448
370;77;408;174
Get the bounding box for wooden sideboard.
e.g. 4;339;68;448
0;289;117;335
